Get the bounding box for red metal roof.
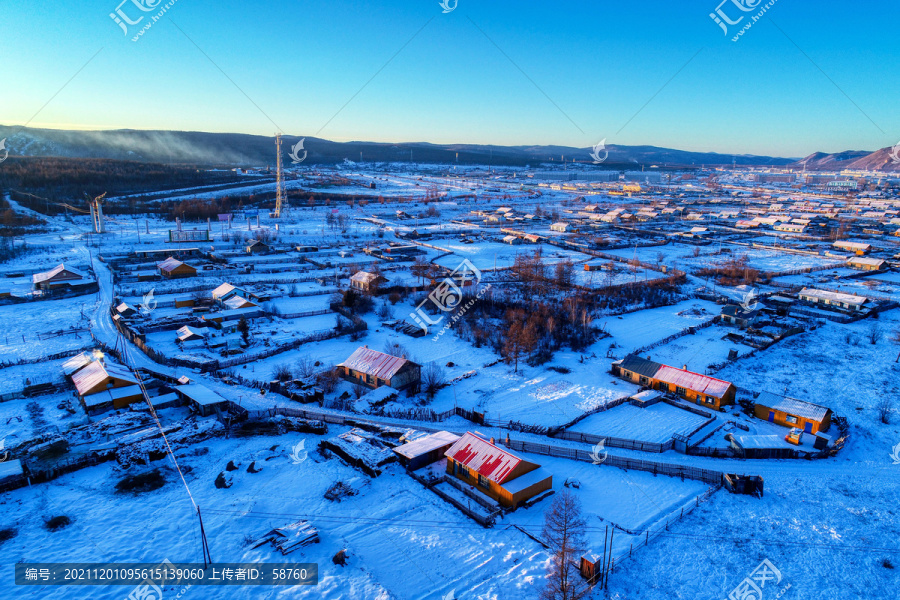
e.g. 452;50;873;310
445;432;522;484
654;365;732;398
338;347;414;381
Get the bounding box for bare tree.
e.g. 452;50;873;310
869;323;883;345
422;362;446;399
376;301;393;319
541;491;589;600
316;367;340;394
503;315;537;373
891;327;900;363
383;340;411;360
295;355;317;379
273;364;293;382
554;260;575;289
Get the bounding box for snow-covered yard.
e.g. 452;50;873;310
599;300;719;356
571;402;710;444
0;297;94;361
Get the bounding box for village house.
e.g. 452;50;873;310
246;239;271;254
611;355;736;411
223;295;258;311
833;241;871;255
212;283;248;303
734;220;760;229
846;256;886;271
444;432;552;508
754;391;832;434
202;306;264;329
338;346;421;391
69;359;143;412
797;288;868;313
720;304;760;329
157;257;197;279
32;264;95;292
350;271;388;294
774;223;805;234
550;222;570;233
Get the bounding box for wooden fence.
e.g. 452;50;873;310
408;471;499;527
550;431;671;454
630;316;719;357
0;451;117;493
501;438;724;486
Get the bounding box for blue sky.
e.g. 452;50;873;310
2;0;898;157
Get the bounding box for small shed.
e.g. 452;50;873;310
0;459;25;487
246;239;271;254
502;235;522;245
176;325;206;342
82;384;144;414
223;295;257;310
392;431;461;470
723;474;764;497
175;383;228;416
116;302;138;317
157;257;197;279
727;434;797;459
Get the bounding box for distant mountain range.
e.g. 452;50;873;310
792;147;900;172
0;125;897;172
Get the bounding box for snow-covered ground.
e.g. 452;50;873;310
600;300;720;356
571;402;710;444
0;297;95;361
0;424;713;600
2;175;900;600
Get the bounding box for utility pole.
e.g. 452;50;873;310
274;133;285;218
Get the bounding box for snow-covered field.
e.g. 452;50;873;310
571;402;711;444
599;300;720;356
0;297;94;361
431;239;590;272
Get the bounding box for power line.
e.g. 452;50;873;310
116;333;212;564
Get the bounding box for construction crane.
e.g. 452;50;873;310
273;133;286;218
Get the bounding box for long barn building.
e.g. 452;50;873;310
612;355;736;411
